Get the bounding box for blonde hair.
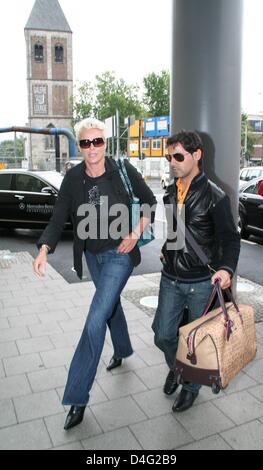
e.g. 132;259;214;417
74;117;106;142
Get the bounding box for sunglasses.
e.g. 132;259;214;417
79;137;105;149
165;152;188;163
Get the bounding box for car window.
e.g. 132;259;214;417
243;183;258;195
248;169;261;180
15;174;46;193
240;169;248;181
0;173;12;190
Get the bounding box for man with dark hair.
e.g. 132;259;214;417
152;130;240;412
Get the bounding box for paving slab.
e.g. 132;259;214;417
1;250;263;450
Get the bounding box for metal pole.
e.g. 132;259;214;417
244;123;247;166
171;0;243;222
14;131;17;166
55;134;60;172
111;117;115;158
116;109;120;159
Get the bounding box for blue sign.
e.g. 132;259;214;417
144;118;156;137
156;116;170;136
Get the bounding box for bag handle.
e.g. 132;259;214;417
202;280;243;340
169;195;242;339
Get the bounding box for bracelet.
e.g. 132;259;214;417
39;244;50;254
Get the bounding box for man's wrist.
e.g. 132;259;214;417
39;244;50;254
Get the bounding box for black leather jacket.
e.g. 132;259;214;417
161;172;240;282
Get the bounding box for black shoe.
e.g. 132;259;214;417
172;389;198;412
64;405;86;430
106;355;122;371
163;370;179;395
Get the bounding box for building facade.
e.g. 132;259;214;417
24;0;73;169
247;114;263;163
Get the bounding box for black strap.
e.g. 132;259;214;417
169;196;216;274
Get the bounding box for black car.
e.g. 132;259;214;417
239;177;263;239
0;169;71;229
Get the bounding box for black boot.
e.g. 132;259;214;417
64;405;86;430
172;389;198;412
163;370;179;395
106;355;122;371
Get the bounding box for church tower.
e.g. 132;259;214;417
24;0;73;168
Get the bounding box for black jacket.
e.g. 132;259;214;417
37;158;157;279
161;172;240;282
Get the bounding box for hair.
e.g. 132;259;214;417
167;130;204;169
74;117;106;143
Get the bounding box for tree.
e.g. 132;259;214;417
143;70;170;117
0;136;25;163
71;81;95;126
72;72;146;153
94;71;145;122
241;113;257;163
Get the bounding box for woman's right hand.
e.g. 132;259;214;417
33;251;47;278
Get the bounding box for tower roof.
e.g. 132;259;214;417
25;0;72;32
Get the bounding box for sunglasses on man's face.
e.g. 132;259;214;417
79;137;105;149
165;152;188;163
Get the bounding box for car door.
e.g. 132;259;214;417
0;172;14;225
240;182;263;232
13;173;58;226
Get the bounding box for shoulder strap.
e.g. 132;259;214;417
169;195;216;273
117;159;134;200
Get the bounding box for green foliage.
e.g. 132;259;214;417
72;71;146;152
143;70;170;117
72;73;255;160
0;136;25;163
71;81;94;126
94;72;145;122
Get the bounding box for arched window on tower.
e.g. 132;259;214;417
45;123;55;150
55;45;64;63
34;43;44;63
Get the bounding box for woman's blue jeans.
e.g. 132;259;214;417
152;274;213;394
62;248;134;406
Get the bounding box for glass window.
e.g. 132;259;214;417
243;183;258;195
152;140;161;149
55;45;63;63
240;169;248;181
141;140;149;149
0;173;12;190
254;121;261;131
15;174;46;193
247;169;260;180
34;44;44;63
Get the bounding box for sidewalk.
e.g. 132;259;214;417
0;249;263;450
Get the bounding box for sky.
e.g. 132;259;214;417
0;0;262;140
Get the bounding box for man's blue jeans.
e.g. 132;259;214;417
62;248;134;406
152;274;213;394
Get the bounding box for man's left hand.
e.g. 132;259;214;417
211;270;231;289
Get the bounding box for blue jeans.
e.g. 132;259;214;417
152;274;213;394
62;248;134;406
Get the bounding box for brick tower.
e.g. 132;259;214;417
24;0;73;169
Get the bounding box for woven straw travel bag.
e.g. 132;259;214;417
175;283;257;393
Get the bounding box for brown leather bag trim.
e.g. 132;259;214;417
175;360;221;388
